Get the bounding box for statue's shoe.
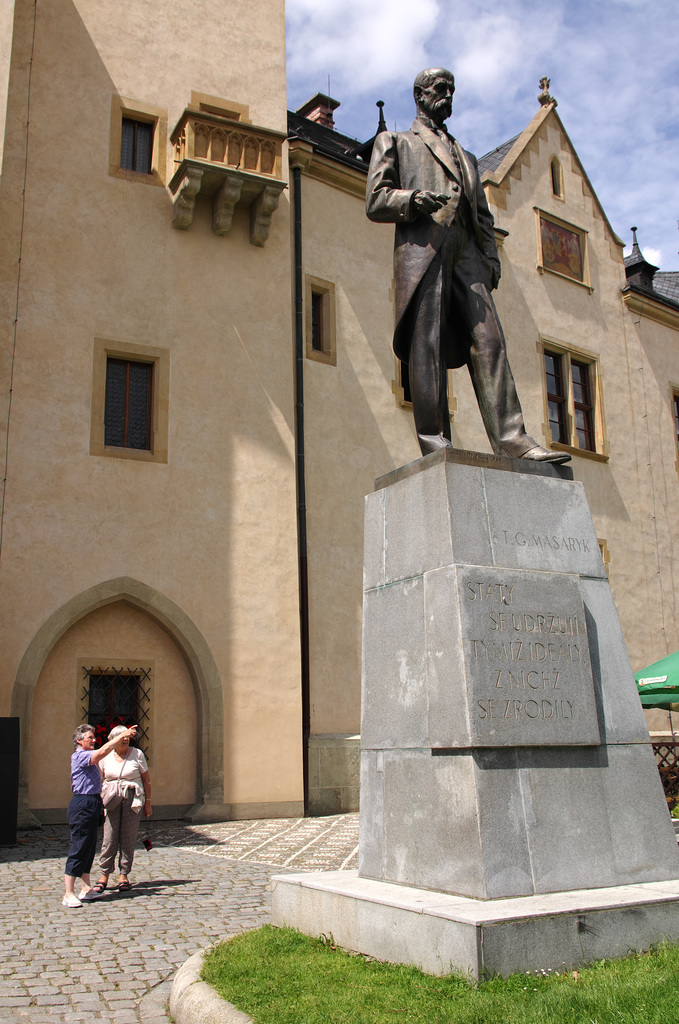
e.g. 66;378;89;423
516;444;571;464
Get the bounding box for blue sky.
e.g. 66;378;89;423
286;0;678;270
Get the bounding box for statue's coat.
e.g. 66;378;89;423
366;120;500;368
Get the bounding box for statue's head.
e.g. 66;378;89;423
413;68;455;125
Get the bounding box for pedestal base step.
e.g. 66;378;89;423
271;870;679;979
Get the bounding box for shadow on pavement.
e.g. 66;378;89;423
93;878;202;899
1;820;217;864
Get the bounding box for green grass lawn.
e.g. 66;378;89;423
201;924;679;1024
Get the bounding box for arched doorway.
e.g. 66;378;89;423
11;577;224;825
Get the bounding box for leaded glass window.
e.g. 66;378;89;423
544;351;567;443
311;292;323;352
120;118;153;174
81;665;151;757
572;360;594;451
104;358;152;450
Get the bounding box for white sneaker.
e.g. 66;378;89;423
79;888;103;902
62;894;82;908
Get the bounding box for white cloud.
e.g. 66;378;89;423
441;10;561;95
286;0;439;96
287;0;679;268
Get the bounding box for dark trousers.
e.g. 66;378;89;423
406;210;532;457
65;794;101;877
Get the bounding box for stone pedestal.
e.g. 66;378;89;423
272;449;679;976
271;871;679;980
359;448;679;899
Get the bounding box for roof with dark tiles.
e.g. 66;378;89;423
653;272;679;306
477;134;521;177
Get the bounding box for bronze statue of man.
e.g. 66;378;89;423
366;68;569;463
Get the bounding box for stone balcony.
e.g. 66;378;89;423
168;109;286;245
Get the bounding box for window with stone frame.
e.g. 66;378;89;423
305;275;336;365
120;117;154;174
108;96;167;187
80;665;151;759
541;343;607;459
90;338;169;464
104;357;153;451
550;157;564;199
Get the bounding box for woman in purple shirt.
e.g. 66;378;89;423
63;722;137;908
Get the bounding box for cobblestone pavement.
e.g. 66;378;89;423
0;814;359;1024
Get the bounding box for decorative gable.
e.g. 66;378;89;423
480;102;624;264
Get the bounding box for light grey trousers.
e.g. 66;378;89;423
99;791;141;875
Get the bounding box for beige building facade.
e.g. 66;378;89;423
289;92;679;810
0;0;303;824
1;4;677;823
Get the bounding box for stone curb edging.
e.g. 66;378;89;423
169;949;253;1024
138;978;173;1024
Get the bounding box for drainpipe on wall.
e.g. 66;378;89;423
289;140;314;814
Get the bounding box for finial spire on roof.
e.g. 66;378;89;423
538;76;557;107
353;101;388;162
628;226;645;265
376;100;387;134
624;226;659;292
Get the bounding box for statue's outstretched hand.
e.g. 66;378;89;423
413;191;449;215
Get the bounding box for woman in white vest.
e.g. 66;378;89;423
92;725;152;893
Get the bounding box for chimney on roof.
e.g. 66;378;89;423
296;92;340;129
624;226;659;294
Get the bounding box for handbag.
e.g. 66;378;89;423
101;752;128;810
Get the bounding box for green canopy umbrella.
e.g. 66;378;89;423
635;649;679;707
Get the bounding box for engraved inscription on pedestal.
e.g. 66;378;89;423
458;567;600;747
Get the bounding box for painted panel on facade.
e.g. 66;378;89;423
539;215;584;282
